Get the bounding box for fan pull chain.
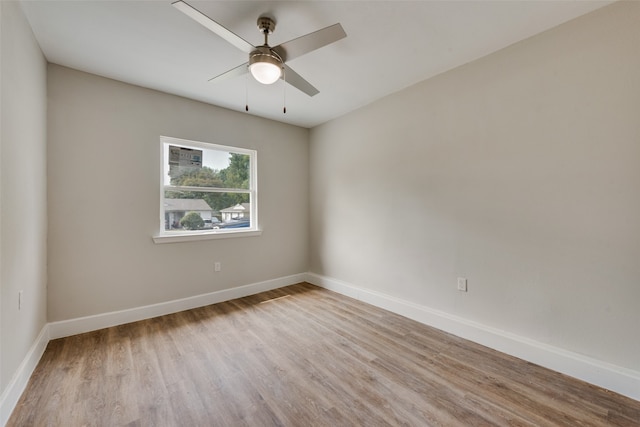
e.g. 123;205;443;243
282;67;287;114
245;72;249;112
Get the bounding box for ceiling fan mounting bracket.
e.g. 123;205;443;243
257;17;276;35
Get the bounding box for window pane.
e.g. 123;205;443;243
165;145;250;190
164;190;251;231
159;136;256;238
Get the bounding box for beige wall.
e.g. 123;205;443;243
310;1;640;372
47;65;309;321
0;1;48;394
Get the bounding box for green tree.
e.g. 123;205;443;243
180;212;204;230
217;153;250;208
219;153;249;189
170;166;222;187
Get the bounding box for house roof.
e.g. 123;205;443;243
220;203;250;213
164;198;212;212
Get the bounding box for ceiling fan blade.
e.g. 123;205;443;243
172;1;254;54
282;65;319;97
208;62;249;82
272;23;346;62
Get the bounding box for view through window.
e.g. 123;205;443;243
160;136;256;235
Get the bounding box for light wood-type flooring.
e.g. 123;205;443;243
8;283;640;426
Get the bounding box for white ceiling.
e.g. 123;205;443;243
21;0;612;128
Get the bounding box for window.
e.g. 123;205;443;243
154;136;258;243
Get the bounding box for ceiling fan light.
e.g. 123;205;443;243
249;49;282;85
249;62;281;84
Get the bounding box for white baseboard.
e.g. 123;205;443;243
0;324;50;427
49;273;307;339
305;272;640;402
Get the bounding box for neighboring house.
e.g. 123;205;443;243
220;203;250;221
164;198;213;229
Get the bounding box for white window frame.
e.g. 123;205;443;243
153;136;260;244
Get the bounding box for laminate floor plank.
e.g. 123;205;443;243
242;298;429;426
228;297;379;425
284;287;545;426
8;283;640;426
436;339;623;425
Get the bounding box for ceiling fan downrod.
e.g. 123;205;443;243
257;16;276;45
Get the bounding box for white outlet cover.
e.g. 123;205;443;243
457;277;468;292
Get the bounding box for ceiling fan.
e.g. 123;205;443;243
172;0;347;97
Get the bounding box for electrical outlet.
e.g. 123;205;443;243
18;290;23;310
214;262;221;272
457;277;467;292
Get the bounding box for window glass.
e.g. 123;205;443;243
160;136;256;235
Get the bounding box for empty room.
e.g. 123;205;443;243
1;0;639;425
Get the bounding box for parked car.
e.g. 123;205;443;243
203;218;221;229
220;218;250;229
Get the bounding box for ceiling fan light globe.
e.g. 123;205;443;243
249;62;281;84
249;48;282;85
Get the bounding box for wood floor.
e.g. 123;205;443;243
8;283;640;426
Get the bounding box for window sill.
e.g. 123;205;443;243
153;229;262;244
